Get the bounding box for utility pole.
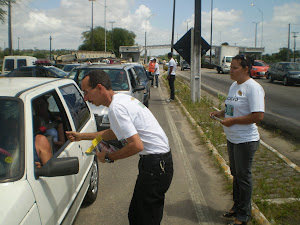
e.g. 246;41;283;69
109;21;115;52
104;0;107;52
8;0;12;55
191;0;202;102
49;36;52;61
287;23;290;62
18;37;20;54
292;32;298;62
171;0;176;53
209;0;213;65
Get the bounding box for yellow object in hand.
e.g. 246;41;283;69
85;135;103;154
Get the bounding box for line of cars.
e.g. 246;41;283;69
248;60;300;86
0;60;153;223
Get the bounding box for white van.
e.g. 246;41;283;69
1;56;37;75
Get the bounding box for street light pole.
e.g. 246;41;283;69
251;4;263;59
109;21;115;52
253;22;258;48
144;14;154;64
89;0;95;51
171;0;176;53
185;20;189;32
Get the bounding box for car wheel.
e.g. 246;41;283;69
283;76;289;86
268;74;273;83
83;156;99;205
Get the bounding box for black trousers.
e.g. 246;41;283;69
128;151;174;225
168;75;175;100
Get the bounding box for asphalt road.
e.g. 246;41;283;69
178;68;300;141
73;79;233;225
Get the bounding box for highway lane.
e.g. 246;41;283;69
177;68;300;141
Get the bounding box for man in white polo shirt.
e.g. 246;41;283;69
66;70;174;225
166;52;176;102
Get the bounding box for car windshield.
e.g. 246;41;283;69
47;66;68;77
62;65;79;72
226;57;233;63
253;61;267;67
0;98;23;182
284;63;300;71
76;68;129;91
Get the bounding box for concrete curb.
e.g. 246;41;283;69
174;96;271;225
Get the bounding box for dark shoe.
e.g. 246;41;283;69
223;211;236;218
228;220;247;225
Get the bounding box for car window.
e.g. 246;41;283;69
111;70;129;91
134;66;147;81
7;67;33;77
128;68;138;88
35;68;51;77
0;97;23;182
32;92;70;156
47;67;68;77
253;61;265;67
4;59;14;72
60;84;90;131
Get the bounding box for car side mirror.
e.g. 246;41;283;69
35;157;79;179
133;85;145;93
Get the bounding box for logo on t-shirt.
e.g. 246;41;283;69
238;90;243;96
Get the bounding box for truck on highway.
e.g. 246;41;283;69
214;45;239;74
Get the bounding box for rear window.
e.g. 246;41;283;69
0;98;24;182
4;59;14;72
6;67;33;77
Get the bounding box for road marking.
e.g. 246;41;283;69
158;85;214;225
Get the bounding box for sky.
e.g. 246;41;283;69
0;0;299;56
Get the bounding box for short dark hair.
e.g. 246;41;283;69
168;52;173;58
83;69;112;90
233;54;253;73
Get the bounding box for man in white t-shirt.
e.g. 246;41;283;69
66;70;173;225
166;52;176;102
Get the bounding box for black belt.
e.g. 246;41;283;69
139;150;171;159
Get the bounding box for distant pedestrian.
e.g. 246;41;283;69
66;70;174;225
166;52;176;102
210;55;265;225
152;58;160;88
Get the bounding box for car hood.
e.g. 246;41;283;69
0;181;36;224
288;71;300;75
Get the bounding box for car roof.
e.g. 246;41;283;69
75;64;133;70
0;77;71;97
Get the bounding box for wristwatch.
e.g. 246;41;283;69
105;153;114;163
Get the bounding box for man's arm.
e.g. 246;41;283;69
65;129;117;142
221;112;264;127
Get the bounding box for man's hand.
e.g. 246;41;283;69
65;131;82;142
96;151;106;163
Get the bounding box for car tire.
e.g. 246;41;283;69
283;76;290;86
268;74;273;83
83;156;99;205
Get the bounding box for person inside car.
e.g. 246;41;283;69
33;96;65;151
115;72;129;90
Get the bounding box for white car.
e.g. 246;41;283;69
0;78;99;225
